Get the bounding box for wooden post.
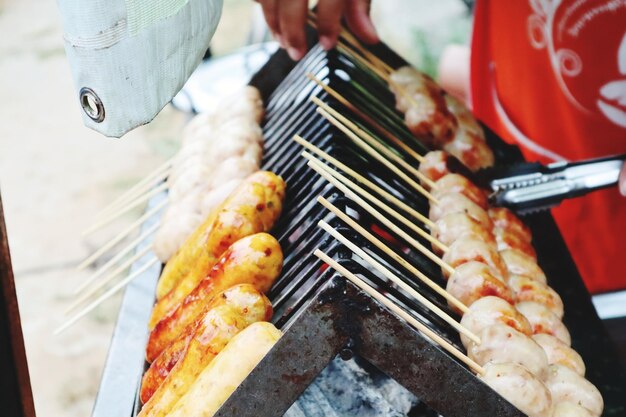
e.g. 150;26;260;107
0;192;36;417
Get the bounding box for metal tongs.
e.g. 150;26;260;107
485;154;626;214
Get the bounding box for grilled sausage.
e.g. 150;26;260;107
432;212;497;252
418;151;452;185
460;296;532;349
509;275;564;319
543;365;603;417
138;301;272;417
479;362;552;417
429;193;493;230
494;226;537;259
532;334;585;376
446;261;514;313
147;233;282;360
153;171;285;305
166;322;282;417
442;127;494;171
516;302;571;345
488;207;532;242
140;284;272;403
468;323;549;378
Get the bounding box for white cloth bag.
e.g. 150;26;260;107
57;0;223;137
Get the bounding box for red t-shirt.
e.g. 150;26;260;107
471;0;626;294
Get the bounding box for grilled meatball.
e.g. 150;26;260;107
446;262;514;313
418;151;451;185
488;207;532;242
509;275;564;319
442;127;495;171
494;226;537;259
468;323;549;377
432;213;496;253
432;174;489;209
445;94;484;137
442;235;508;280
460;296;532;349
429;193;493;230
532;334;585;377
500;249;547;284
479;362;552;417
543;365;603;417
516;302;571;345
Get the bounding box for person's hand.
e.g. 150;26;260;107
258;0;379;61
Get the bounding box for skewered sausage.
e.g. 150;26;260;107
509;275;564;319
494;226;537;259
532;334;585;376
468;323;549;378
479;362;552;417
138;301;272;417
460;296;532;348
442;127;494;171
166;322;282;417
140;284;273;403
147;233;282;357
446;261;514;313
154;171;285;301
418;151;452;185
516;302;571;345
488;207;532;242
543;364;603;416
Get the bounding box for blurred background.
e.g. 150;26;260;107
0;1;472;416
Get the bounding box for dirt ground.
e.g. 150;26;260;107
0;1;468;416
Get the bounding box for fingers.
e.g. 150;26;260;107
317;0;345;50
344;0;379;45
438;44;471;103
619;161;626;196
277;0;308;60
258;0;281;45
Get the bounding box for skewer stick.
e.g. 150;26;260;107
311;96;436;189
77;199;167;270
316;107;438;204
55;257;159;335
317;196;467;313
82;182;168;236
305;155;447;253
318;220;479;344
66;245;153;313
307;160;455;275
94;156;174;219
314;249;484;375
306;74;425;164
293;135;435;229
73;222;159;295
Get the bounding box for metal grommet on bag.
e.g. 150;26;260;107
79;87;105;123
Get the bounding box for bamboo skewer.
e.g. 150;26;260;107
77;199;167;271
318;220;479;344
55;257;159;335
314;249;484;375
317;196;468;314
316;107;438;205
305;155;447;253
293;135;435;229
66;245;154;314
306;74;425;164
307;160;455;275
94;156;174;219
311;97;436;189
82;182;168;237
73;223;159;295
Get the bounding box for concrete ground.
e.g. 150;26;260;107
0;1;469;416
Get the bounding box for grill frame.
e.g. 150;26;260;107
89;34;626;417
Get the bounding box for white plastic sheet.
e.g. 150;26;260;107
57;0;223;137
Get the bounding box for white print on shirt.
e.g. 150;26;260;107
527;0;626;129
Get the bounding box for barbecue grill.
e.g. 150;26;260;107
88;33;626;417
